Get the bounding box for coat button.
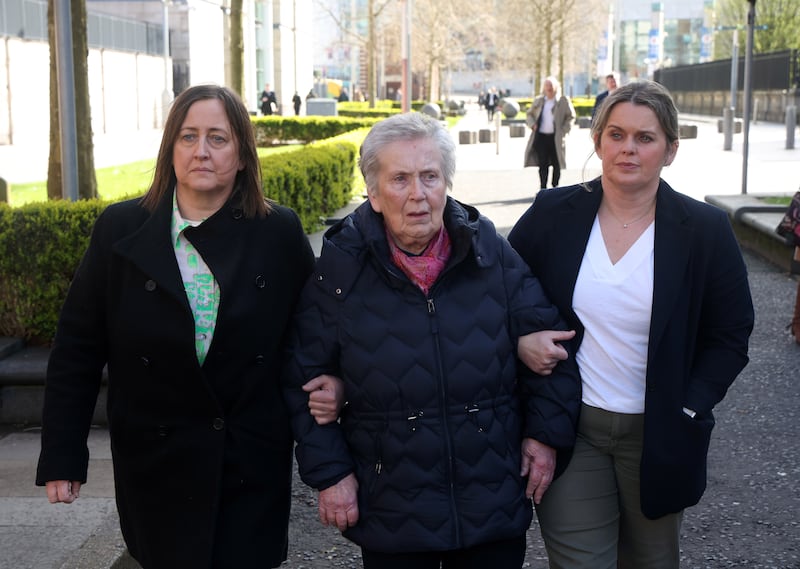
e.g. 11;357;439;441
335;288;342;295
144;280;157;291
232;209;243;220
255;355;265;365
212;418;225;430
255;275;266;288
317;274;324;281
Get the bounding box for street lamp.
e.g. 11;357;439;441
741;0;756;195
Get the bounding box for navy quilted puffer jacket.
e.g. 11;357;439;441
283;197;580;553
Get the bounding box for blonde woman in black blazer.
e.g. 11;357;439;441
509;81;754;569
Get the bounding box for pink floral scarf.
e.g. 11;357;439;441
387;226;452;295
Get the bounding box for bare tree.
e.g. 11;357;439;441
497;0;604;96
314;0;394;107
408;0;496;101
47;0;97;200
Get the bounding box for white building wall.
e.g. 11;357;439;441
0;37;166;148
186;0;227;86
0;39;50;146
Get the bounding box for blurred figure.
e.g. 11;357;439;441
524;76;575;190
485;86;500;122
261;83;278;115
592;72;620;123
292;91;302;115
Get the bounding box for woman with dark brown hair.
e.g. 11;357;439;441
36;84;322;568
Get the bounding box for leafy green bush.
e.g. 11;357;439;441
0;199;108;342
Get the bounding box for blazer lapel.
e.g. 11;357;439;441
649;181;692;354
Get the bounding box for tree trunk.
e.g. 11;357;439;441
47;0;97;200
230;0;244;98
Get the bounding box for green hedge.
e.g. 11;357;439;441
0;199;108;342
0;125;368;344
252;115;379;146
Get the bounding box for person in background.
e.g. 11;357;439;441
283;112;581;569
261;83;278;115
508;80;754;569
524;76;575;190
485;86;500;122
592;72;620;123
35;84;337;569
292;91;302;116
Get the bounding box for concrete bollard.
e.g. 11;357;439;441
478;129;496;143
0;177;7;203
786;106;796;150
723;107;734;151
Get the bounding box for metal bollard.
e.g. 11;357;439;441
723;107;734;151
786;106;796;150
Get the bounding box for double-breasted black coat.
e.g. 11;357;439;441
36;189;315;568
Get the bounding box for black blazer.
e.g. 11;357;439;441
508;178;754;519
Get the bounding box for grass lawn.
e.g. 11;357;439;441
6;146;299;208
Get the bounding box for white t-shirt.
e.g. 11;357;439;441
539;98;556;134
573;215;655;413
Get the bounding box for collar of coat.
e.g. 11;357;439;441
313;196;499;299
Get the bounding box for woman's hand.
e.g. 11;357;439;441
45;480;81;504
303;374;345;425
318;473;359;531
517;330;575;375
520;438;556;504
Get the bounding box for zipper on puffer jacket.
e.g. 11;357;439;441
427;297;462;547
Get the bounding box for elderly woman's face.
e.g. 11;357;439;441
368;137;447;255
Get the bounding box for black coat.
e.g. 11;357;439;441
508;179;754;518
283;198;580;553
36;190;315;568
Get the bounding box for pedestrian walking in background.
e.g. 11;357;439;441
283;112;581;569
292;91;302;116
35;84;338;569
591;72;620;123
485;86;500;122
509;80;754;569
524;76;575;190
261;83;278;115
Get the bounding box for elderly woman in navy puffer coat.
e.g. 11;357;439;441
283;112;581;569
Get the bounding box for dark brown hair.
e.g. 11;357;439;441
140;84;269;217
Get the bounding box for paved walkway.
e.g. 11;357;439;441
1;102;799;568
